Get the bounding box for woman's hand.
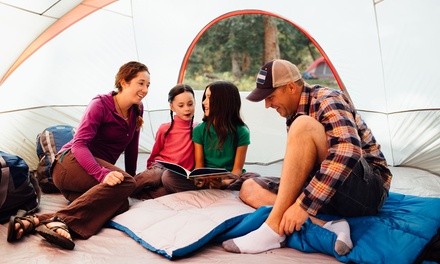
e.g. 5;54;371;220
103;171;124;186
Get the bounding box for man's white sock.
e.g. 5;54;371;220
222;222;286;254
323;219;353;255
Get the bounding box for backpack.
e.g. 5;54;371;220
36;125;75;193
0;151;41;223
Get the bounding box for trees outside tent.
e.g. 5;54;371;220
184;14;337;90
263;16;280;63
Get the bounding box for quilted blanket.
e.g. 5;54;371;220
109;190;254;258
109;190;440;263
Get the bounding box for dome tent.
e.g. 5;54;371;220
303;57;334;80
0;0;439;178
1;2;440;264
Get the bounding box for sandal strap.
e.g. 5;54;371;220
40;216;70;233
15;215;37;234
47;224;69;234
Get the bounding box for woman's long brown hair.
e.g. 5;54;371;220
114;61;149;130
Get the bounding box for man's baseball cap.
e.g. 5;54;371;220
246;59;301;102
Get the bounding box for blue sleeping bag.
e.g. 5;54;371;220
215;192;440;264
110;191;440;263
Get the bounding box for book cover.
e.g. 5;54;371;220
156;160;229;179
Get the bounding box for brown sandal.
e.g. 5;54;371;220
7;209;38;242
35;216;75;250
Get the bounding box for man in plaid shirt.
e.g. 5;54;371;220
223;59;392;255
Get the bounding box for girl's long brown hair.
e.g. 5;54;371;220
202;80;245;149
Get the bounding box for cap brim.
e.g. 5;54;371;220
246;87;275;102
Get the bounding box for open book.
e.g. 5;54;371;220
156;160;229;179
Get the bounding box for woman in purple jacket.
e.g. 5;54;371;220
7;61;150;250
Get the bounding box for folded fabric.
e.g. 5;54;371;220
109;189;254;258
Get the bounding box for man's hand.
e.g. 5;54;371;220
103;171;124;186
279;200;309;235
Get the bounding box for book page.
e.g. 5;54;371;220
188;168;229;178
156;160;191;177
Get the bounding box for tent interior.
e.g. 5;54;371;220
1;0;440;263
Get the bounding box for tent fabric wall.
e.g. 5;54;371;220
375;0;440;175
0;0;439;176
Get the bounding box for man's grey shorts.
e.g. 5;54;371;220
252;157;388;217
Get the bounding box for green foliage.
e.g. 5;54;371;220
188;15;263;78
184;14;335;91
184;71;257;92
276;18;321;69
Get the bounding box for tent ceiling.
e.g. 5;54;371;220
0;0;116;85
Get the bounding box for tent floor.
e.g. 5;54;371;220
1;154;439;263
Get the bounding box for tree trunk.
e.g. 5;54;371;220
231;52;241;79
242;51;251;73
264;16;280;63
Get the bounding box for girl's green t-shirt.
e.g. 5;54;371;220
192;122;250;172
